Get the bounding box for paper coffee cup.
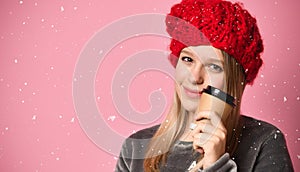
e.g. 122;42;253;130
198;85;235;121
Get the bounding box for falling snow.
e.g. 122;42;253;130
1;1;299;171
32;115;37;120
108;116;116;121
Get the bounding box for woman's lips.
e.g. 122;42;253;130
183;87;202;98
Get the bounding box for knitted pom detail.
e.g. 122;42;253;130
165;0;264;84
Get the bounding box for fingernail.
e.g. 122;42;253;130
189;123;197;130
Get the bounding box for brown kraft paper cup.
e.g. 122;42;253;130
198;85;235;121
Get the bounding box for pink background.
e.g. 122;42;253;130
0;0;299;171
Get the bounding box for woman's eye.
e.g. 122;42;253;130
207;63;223;73
181;56;193;63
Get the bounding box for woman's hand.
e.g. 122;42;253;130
191;111;227;169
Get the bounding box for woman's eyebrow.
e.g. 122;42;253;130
180;49;194;56
207;58;224;64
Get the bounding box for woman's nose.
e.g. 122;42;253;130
189;63;204;85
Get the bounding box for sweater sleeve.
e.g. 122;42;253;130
198;153;237;172
252;129;294;172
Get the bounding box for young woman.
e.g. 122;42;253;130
115;0;294;171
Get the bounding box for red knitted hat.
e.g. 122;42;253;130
166;0;264;84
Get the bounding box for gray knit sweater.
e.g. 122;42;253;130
115;115;294;171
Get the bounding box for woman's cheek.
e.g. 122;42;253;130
175;62;190;84
207;73;225;90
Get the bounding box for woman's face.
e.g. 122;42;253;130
175;45;225;113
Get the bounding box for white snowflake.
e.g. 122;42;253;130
108;116;116;121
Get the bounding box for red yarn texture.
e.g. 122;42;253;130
165;0;264;84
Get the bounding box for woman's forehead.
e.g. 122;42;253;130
181;46;224;62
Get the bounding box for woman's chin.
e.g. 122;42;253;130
181;103;198;114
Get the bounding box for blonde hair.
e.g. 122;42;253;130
143;51;246;171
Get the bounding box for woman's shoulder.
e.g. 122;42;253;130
234;116;293;171
240;115;282;135
238;115;286;150
128;124;161;139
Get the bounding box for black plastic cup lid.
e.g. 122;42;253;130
201;85;236;107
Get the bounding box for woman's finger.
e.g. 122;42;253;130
192;132;213;150
191;121;227;140
194;111;226;131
